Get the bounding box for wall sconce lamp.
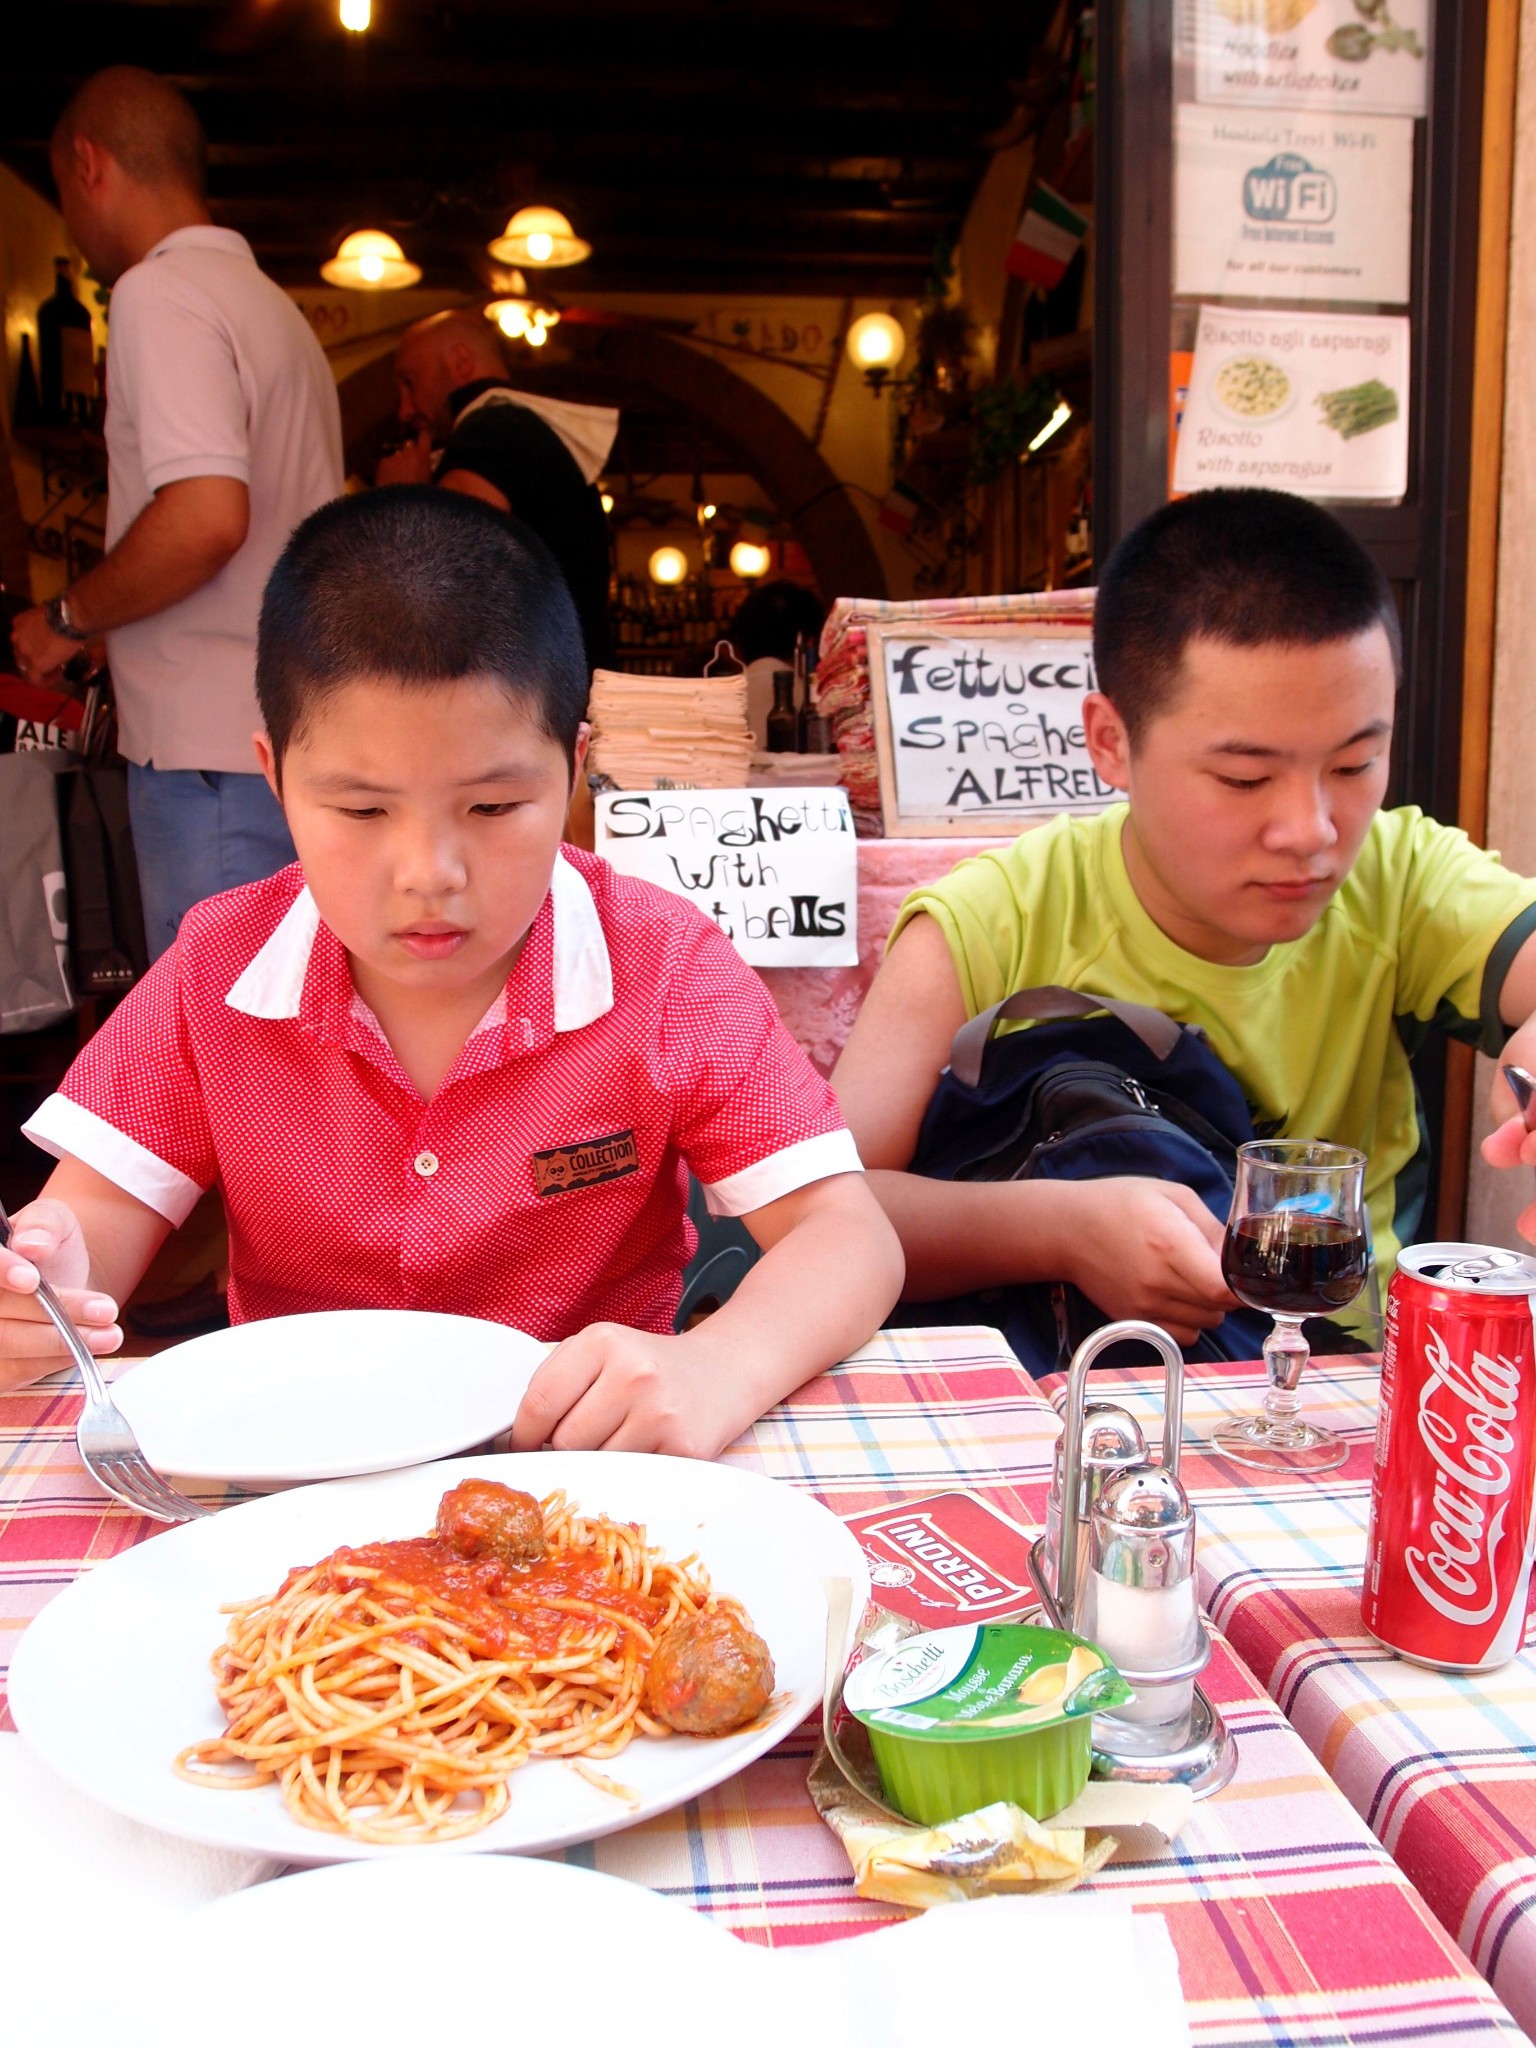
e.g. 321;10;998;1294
845;311;907;394
648;546;689;586
729;541;771;580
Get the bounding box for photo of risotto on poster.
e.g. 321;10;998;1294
1172;305;1409;501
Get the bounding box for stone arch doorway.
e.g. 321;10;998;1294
335;320;887;605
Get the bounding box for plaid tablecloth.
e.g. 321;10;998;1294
1056;1351;1536;2040
0;1330;1526;2047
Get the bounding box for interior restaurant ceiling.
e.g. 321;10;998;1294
5;0;1058;301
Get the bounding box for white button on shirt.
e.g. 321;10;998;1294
414;1151;440;1178
102;226;343;773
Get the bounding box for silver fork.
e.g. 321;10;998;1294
0;1200;214;1522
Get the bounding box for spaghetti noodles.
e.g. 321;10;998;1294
174;1481;774;1845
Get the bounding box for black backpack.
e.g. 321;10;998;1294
896;986;1274;1375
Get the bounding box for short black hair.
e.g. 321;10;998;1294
257;488;589;769
1093;488;1401;742
728;579;825;665
53;68;207;197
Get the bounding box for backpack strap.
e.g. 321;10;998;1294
949;984;1183;1089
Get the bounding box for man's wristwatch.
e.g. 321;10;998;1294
44;592;91;642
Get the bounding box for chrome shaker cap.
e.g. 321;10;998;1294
1090;1465;1195;1589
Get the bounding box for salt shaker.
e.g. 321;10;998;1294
1077;1464;1199;1740
1044;1399;1148;1612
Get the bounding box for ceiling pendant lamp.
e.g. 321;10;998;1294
320;229;421;290
485;296;561;347
487;205;591;269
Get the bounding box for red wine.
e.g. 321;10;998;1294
1222;1213;1369;1314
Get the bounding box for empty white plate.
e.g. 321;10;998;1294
111;1308;550;1483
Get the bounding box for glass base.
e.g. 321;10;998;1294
1209;1413;1348;1473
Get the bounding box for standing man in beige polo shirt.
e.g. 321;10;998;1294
12;67;342;959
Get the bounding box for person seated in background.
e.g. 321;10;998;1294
379;308;617;673
0;488;903;1456
728;578;826;747
832;487;1536;1354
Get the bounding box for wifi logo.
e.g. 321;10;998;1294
1243;153;1337;223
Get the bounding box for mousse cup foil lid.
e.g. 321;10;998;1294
844;1623;1132;1742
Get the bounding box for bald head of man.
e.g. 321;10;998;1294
395;309;510;440
51;67;210;284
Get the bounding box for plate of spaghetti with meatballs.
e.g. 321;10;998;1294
9;1452;869;1860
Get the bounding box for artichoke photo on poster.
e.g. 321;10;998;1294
1192;0;1431;118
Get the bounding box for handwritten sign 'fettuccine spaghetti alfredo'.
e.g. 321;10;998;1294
867;624;1116;838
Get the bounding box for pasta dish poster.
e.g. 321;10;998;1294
1172;304;1409;502
1192;0;1432;118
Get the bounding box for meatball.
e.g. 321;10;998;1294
645;1608;775;1735
435;1480;546;1566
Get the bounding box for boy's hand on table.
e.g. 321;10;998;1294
511;1322;743;1460
1057;1178;1237;1348
0;1198;122;1390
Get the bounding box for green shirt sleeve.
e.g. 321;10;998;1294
1384;809;1536;1051
889;849;1027;1019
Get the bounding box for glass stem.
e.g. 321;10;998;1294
1261;1316;1311;1445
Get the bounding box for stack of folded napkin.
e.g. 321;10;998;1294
589;668;754;788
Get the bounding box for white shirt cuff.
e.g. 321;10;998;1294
700;1129;863;1218
141;454;250;493
22;1094;206;1227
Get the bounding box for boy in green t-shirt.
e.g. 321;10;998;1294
833;488;1536;1349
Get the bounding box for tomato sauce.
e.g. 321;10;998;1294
306;1536;668;1659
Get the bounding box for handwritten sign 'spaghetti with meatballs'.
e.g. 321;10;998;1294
595;787;858;967
868;624;1115;838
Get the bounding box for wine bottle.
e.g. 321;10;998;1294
37;258;93;427
766;668;798;752
12;332;41;429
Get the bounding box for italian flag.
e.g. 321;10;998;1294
1006;183;1089;291
879;482;923;536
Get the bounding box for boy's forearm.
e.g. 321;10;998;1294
864;1168;1082;1300
41;1159;173;1308
693;1179;904;1433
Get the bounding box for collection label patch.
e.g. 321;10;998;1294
532;1129;640;1198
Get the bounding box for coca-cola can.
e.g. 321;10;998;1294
1363;1242;1536;1670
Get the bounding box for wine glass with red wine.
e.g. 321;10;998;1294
1211;1140;1369;1474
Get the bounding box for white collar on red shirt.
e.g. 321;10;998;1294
224;851;614;1031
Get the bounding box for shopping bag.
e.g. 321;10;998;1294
0;750;74;1033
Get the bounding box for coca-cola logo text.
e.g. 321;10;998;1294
1403;1330;1519;1627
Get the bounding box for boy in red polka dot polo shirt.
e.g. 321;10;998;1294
0;490;903;1458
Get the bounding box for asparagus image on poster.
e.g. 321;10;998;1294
1172;305;1408;501
1192;0;1431;117
1174;105;1413;304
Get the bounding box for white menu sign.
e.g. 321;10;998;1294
595;787;858;966
868;627;1116;836
1193;0;1431;117
1175;104;1413;303
1173;304;1409;501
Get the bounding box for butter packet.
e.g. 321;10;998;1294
808;1745;1116;1909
